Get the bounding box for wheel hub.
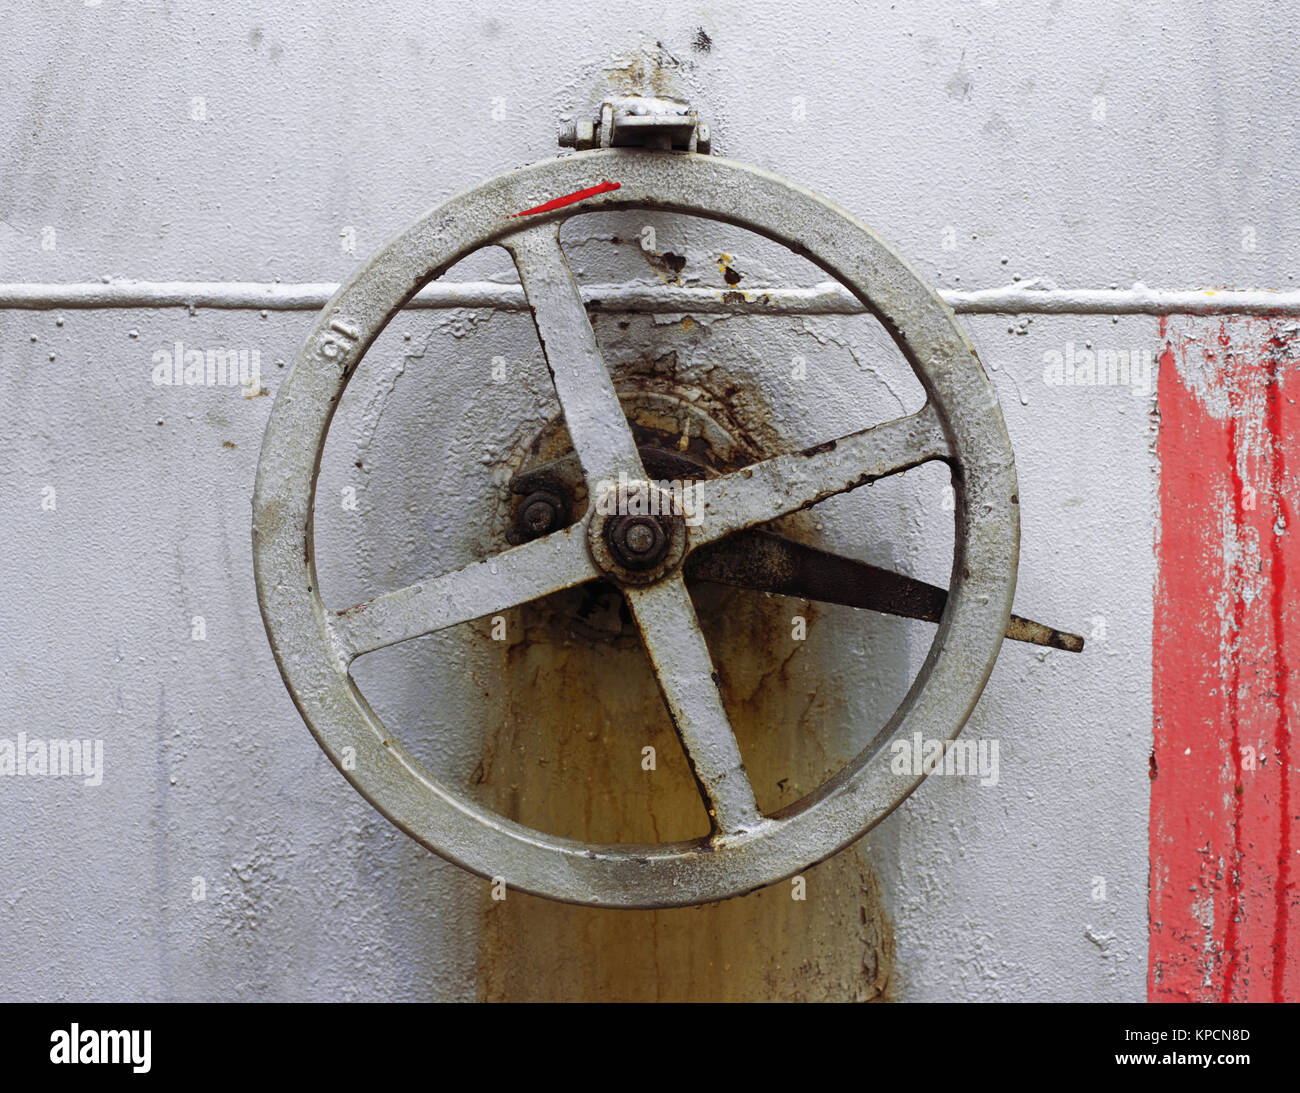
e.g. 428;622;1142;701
587;482;687;585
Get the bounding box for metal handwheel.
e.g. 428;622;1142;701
253;147;1025;908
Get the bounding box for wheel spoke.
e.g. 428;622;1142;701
504;222;645;491
623;575;762;836
332;525;598;660
689;403;950;549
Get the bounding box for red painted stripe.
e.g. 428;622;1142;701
509;180;621;218
1151;314;1299;1001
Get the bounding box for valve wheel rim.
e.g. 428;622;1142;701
252;148;1019;908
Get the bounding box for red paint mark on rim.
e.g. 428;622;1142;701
509;180;621;218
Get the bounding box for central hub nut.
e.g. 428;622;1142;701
606;514;670;570
586;480;689;586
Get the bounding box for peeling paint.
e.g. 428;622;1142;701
1151;314;1299;1002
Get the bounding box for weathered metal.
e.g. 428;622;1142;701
689;529;1084;652
252;148;1020;907
512;445;1082;650
559;95;711;153
8;279;1300;315
587;482;689;587
606;515;671;569
519;490;566;539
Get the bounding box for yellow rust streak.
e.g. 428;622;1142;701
474;584;894;1002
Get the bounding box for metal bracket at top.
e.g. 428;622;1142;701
559;95;711;154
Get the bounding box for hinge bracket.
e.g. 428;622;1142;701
559;95;711;154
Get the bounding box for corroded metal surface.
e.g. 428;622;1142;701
514;444;1079;649
252;148;1020;907
8;280;1300;315
689;529;1083;652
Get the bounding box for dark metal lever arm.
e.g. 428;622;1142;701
687;529;1084;652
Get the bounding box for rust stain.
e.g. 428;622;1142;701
473;583;894;1001
643;248;687;284
473;371;894;1001
602;43;689;99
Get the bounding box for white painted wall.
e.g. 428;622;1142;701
2;0;1291;1001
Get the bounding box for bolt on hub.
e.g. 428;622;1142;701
606;514;670;570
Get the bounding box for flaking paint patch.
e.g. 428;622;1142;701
1151;314;1299;1002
